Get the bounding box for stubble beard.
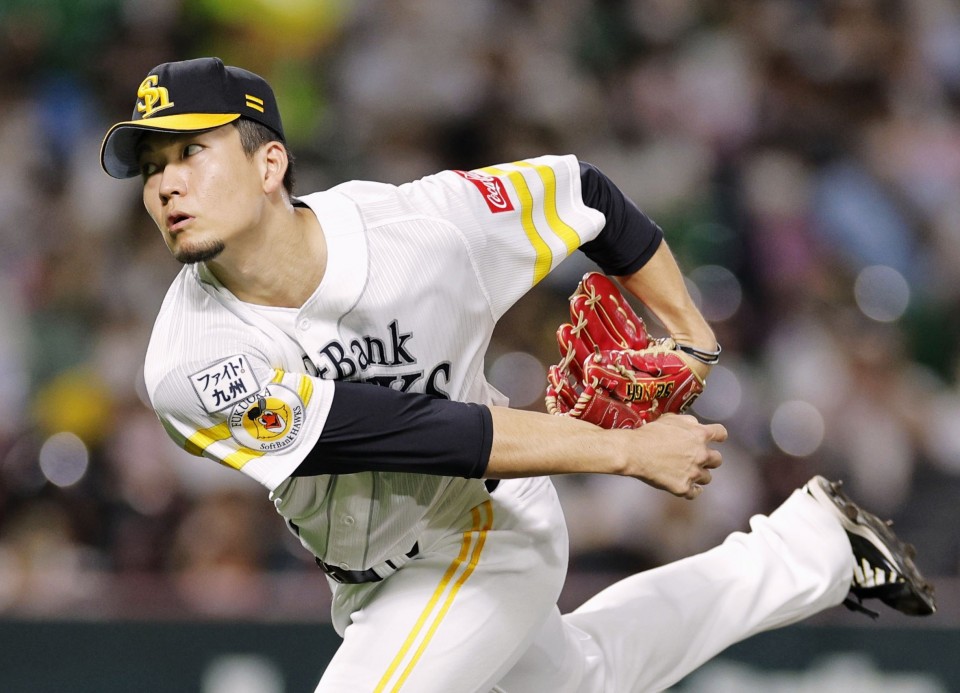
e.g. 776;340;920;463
174;239;226;265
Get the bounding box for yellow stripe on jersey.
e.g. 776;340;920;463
184;421;264;470
513;160;581;257
184;421;232;456
271;369;313;405
297;374;314;405
221;447;264;470
375;501;494;692
481;162;583;286
481;166;552;285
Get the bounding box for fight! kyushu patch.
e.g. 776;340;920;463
190;354;260;413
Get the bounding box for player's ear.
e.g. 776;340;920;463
260;141;289;195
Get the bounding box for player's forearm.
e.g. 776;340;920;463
616;240;716;350
484;407;629;478
486;407;726;499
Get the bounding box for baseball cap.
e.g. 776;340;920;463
100;57;284;179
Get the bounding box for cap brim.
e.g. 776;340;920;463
100;113;242;178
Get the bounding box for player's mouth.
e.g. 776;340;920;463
166;212;194;233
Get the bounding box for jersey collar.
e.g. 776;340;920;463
295;190;368;316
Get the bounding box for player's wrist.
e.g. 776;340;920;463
603;428;639;477
674;342;721;366
664;320;716;352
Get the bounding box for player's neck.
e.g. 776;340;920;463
207;204;327;308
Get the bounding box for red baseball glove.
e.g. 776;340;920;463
545;272;707;429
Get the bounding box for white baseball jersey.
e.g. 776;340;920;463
144;154;605;573
143;153;855;693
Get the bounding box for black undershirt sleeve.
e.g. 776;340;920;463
291;380;493;479
577;161;664;275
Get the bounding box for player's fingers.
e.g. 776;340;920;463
684;482;704;500
703;448;723;469
704;423;728;442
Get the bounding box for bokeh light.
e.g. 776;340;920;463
38;432;90;488
854;265;910;322
690;364;741;422
769;400;825;458
688;265;742;323
488;351;547;408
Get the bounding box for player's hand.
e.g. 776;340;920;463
619;414;727;499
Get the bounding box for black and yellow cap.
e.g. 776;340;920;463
100;57;284;179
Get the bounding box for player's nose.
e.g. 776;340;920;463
158;164;188;203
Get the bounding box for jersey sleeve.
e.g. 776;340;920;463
150;350;496;489
577;161;664;275
398;154;607;320
149;351;335;491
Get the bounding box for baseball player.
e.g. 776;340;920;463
100;57;935;693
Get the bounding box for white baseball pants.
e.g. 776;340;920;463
315;475;853;693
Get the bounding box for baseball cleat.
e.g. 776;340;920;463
805;475;936;618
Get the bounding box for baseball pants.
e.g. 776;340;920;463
315;475;853;692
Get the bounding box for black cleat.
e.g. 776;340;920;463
805;476;936;618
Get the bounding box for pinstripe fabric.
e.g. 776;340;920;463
144;154;604;573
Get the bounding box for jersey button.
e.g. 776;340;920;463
298;318;311;331
341;515;355;526
338;562;350;571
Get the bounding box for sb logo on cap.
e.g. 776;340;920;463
137;75;174;118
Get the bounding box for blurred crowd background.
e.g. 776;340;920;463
0;0;959;621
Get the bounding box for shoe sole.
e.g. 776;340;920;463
808;476;936;616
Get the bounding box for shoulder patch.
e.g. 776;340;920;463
228;383;305;452
453;170;515;213
190;355;260;413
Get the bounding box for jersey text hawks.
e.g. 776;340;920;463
314;319;452;398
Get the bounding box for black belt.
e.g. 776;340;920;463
316;482;497;584
317;543;420;584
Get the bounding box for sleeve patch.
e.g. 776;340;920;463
228;383;305;452
453;170;515;213
190;355;261;413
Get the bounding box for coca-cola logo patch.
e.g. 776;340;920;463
454;170;515;213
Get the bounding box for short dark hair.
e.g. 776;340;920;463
234;118;295;195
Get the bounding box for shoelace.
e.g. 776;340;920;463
853;557;900;589
842;594;880;619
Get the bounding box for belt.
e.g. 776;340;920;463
317;482;497;584
317;543;420;584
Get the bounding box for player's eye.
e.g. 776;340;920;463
140;161;159;178
183;143;203;158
